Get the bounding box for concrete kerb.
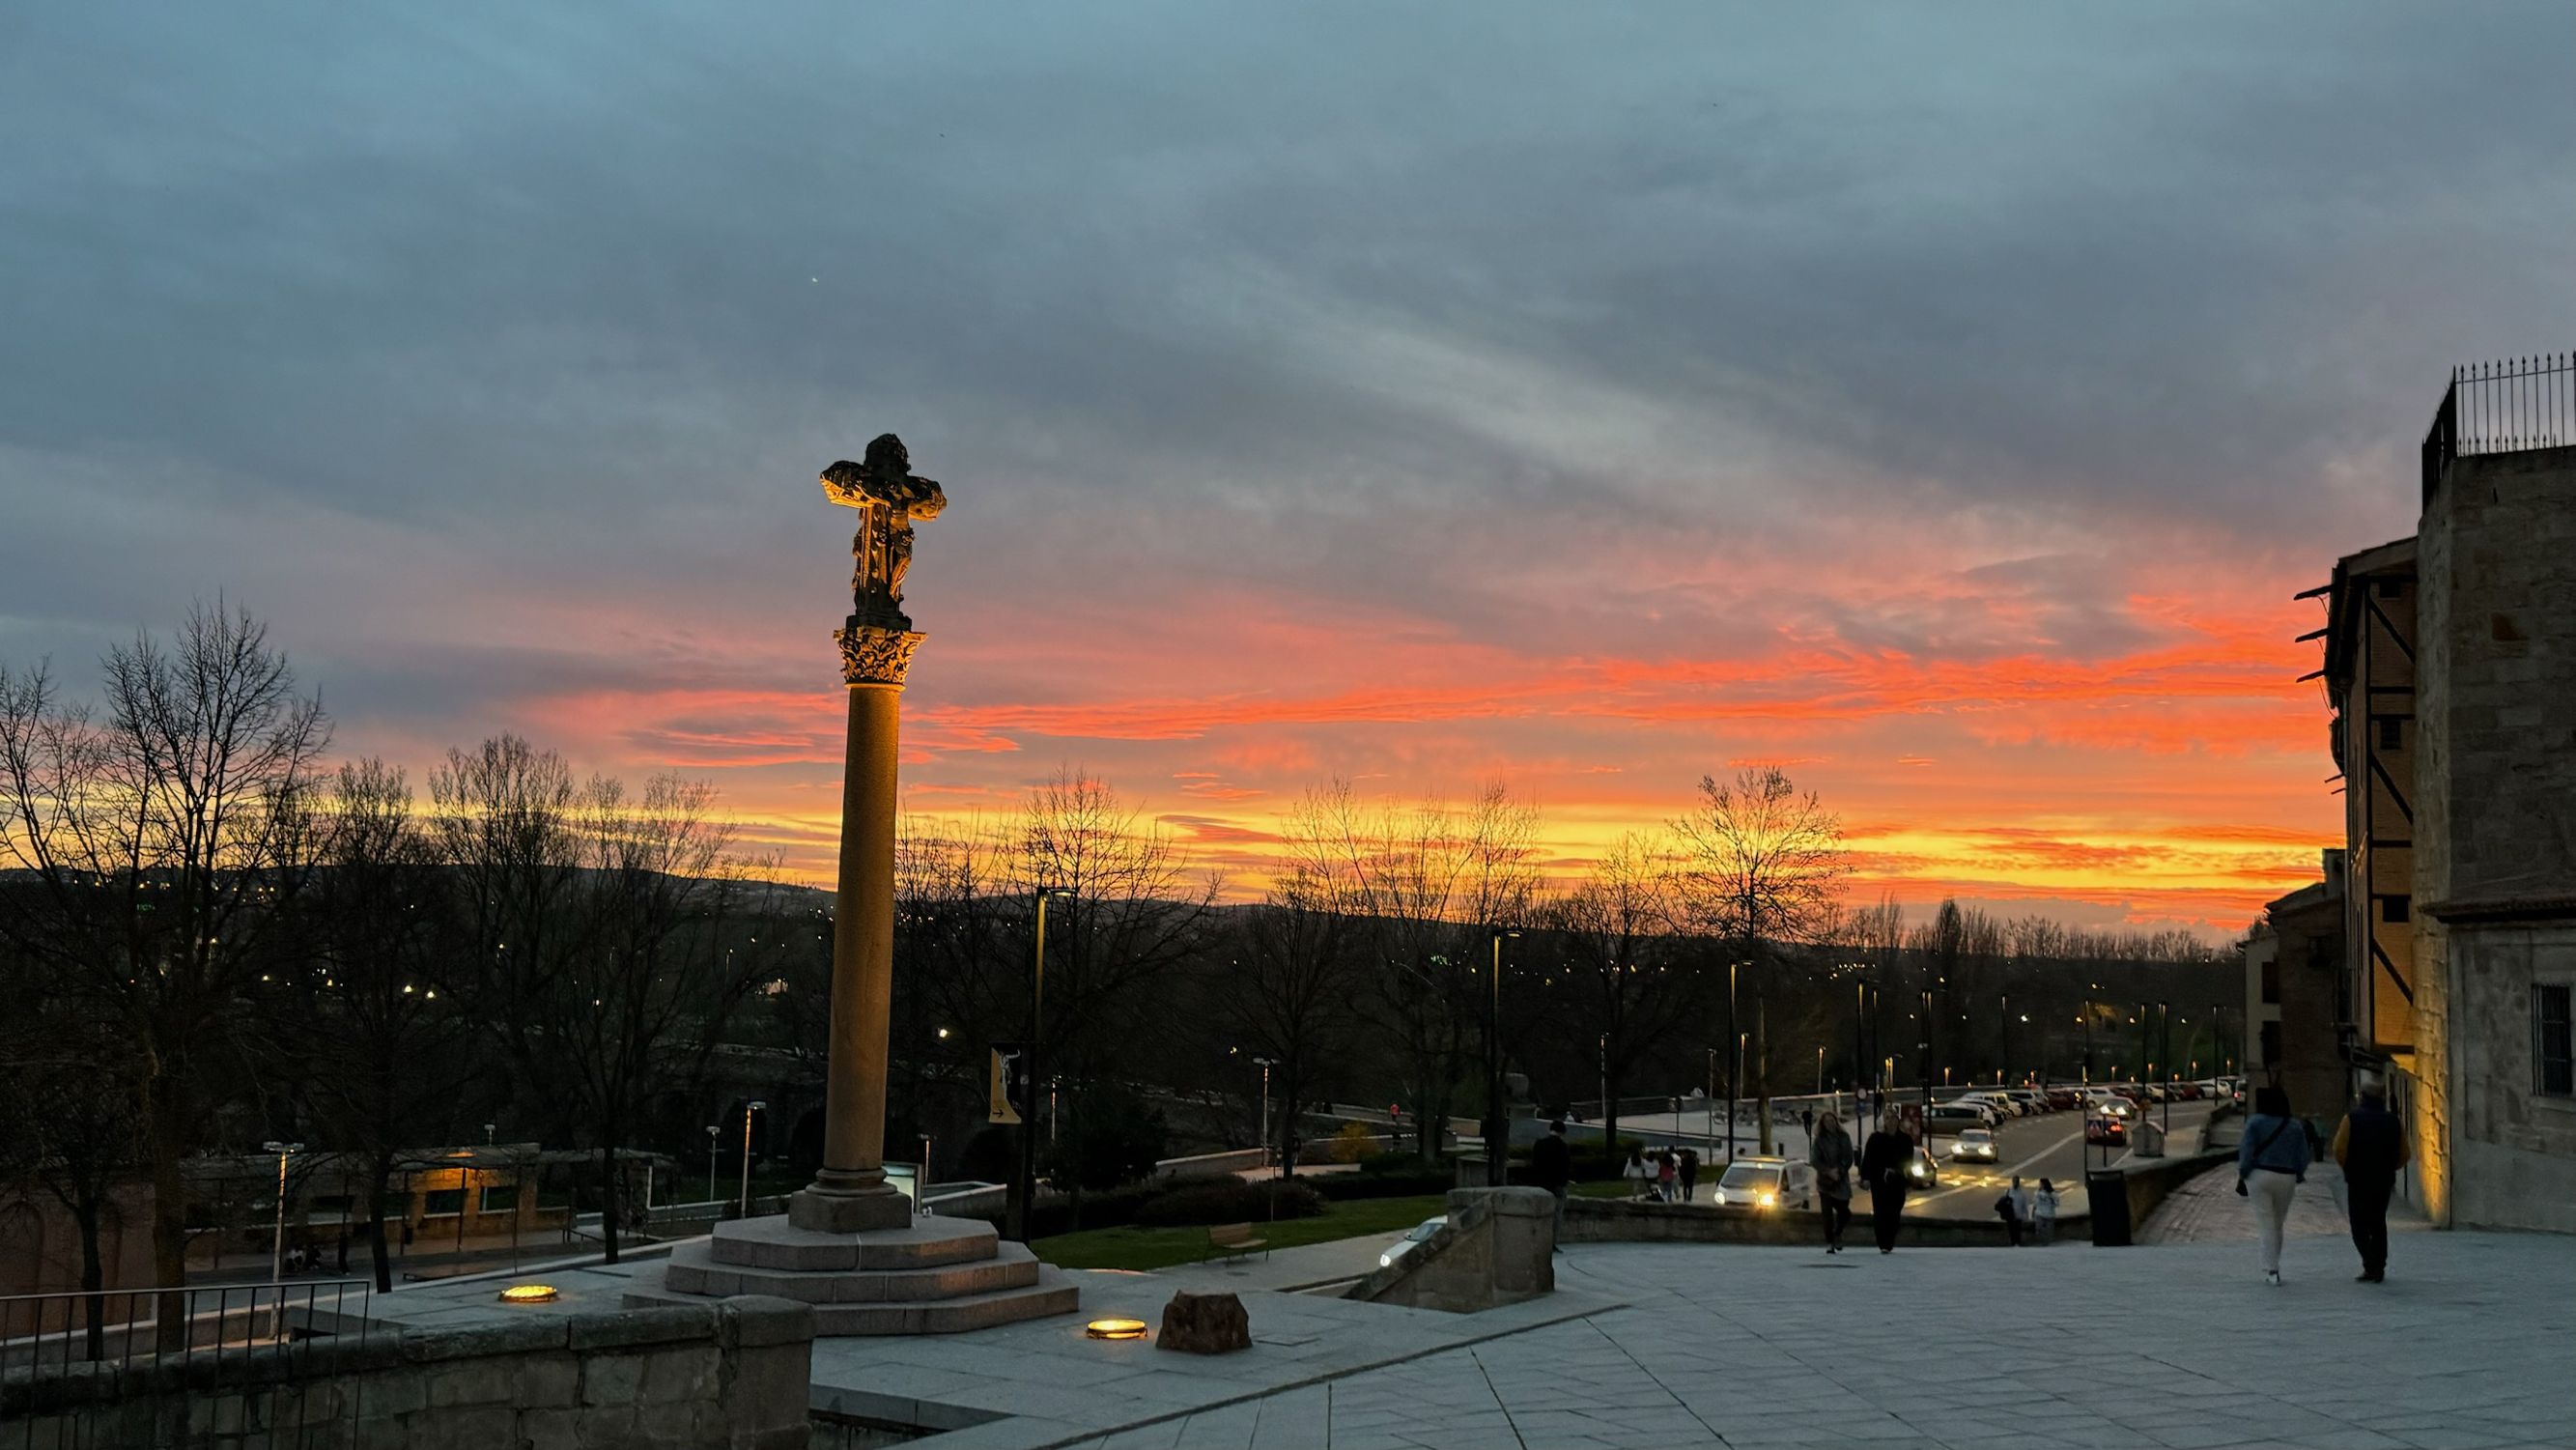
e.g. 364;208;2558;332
719;1295;818;1350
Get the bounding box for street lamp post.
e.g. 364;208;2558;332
705;1124;720;1203
262;1142;302;1282
1252;1057;1277;1173
1725;959;1739;1163
1486;929;1517;1187
1011;887;1073;1242
739;1101;765;1218
2160;1002;2171;1137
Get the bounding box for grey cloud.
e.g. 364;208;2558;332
3;1;2572;706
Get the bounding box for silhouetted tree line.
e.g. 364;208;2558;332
3;608;2235;1308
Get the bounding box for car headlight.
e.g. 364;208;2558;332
1756;1192;1774;1207
1378;1251;1395;1267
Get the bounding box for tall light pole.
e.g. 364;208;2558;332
1486;929;1517;1186
1999;993;2010;1085
1724;959;1740;1163
738;1101;765;1218
2159;1001;2171;1137
1011;887;1073;1241
1601;1035;1613;1135
1252;1057;1277;1172
705;1123;720;1203
262;1142;302;1282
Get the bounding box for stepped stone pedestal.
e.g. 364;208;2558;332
625;1212;1078;1336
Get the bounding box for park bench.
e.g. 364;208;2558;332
1206;1222;1268;1263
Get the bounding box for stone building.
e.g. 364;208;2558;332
2243;855;2347;1121
2309;357;2576;1234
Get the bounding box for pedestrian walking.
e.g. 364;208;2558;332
2332;1079;2409;1283
1529;1119;1573;1244
2238;1084;2313;1285
2032;1180;2058;1245
1858;1112;1913;1254
1799;1105;1814;1141
1655;1149;1678;1202
1622;1145;1653;1201
1678;1147;1700;1203
1809;1109;1855;1253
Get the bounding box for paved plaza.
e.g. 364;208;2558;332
1053;1229;2570;1450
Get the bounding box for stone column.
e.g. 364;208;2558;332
788;622;921;1235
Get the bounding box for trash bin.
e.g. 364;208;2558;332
2133;1119;2166;1158
2087;1169;2131;1246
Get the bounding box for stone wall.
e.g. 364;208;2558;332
2416;442;2576;1233
1353;1187;1554;1313
2;1295;815;1450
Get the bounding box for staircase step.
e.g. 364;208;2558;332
662;1239;1041;1303
706;1211;1000;1271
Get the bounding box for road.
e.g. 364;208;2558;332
1910;1098;2219;1217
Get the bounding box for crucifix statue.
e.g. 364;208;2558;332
823;434;948;627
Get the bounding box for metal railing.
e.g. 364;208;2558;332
2423;353;2574;501
1;1281;371;1450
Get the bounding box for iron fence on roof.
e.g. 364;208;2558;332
2422;353;2574;502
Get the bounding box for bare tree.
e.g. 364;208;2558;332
279;759;471;1292
1544;833;1693;1151
431;737;755;1263
1011;769;1214;1090
0;605;329;1323
1672;766;1846;1153
1204;866;1363;1177
1282;780;1541;1162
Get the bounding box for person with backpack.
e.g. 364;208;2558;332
1622;1145;1653;1201
2238;1084;2313;1285
1996;1176;2029;1246
1655;1149;1678;1202
2332;1080;2410;1283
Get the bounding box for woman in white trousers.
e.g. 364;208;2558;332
2237;1085;2313;1284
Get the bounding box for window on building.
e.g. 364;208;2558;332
480;1184;520;1215
2382;896;2410;924
422;1188;465;1217
2378;717;2404;751
2260;1020;2281;1068
2536;984;2573;1097
2260;958;2279;1005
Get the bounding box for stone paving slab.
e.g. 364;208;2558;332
1025;1229;2571;1450
816;1271;1625;1449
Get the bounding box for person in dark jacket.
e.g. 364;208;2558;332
1808;1110;1855;1253
1678;1147;1700;1202
2332;1081;2409;1283
1856;1113;1913;1254
1529;1120;1573;1241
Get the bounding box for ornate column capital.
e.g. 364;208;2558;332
836;620;924;686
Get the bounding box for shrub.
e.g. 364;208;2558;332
1314;1163;1454;1201
1329;1121;1382;1163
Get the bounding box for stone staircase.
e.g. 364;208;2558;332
623;1212;1079;1335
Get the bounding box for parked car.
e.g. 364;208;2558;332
1713;1157;1820;1209
1377;1216;1448;1269
2085;1115;2128;1146
1951;1128;1999;1163
1924;1103;1992;1134
2006;1090;2048;1113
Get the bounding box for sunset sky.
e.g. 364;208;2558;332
6;4;2573;937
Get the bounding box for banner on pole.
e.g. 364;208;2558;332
989;1043;1029;1124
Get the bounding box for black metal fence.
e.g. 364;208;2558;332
1;1281;371;1450
2423;353;2574;502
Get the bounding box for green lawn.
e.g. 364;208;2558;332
1029;1180;1635;1271
1031;1194;1450;1271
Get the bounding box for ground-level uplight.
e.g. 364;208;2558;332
1085;1318;1147;1341
497;1285;560;1304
